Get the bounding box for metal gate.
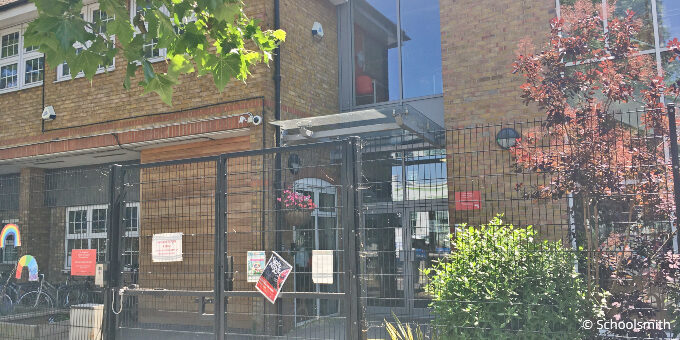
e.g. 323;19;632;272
105;139;362;340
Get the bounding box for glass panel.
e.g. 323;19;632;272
1;32;18;58
92;208;107;233
409;210;450;308
122;236;139;271
353;0;399;105
403;149;448;200
364;213;404;307
294;217;315;323
610;0;655;50
66;238;88;268
24;57;44;84
2;236;16;263
92;238;107;263
400;0;443;98
93;9;112;35
68;209;87;234
361;151;403;203
0;63;17;89
318;192;335;212
662;51;680;103
657;0;680;45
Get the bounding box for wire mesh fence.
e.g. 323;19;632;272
0;106;680;339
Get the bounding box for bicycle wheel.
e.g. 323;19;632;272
0;293;13;315
18;291;53;310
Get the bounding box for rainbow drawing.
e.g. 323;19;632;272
0;224;20;248
16;255;38;282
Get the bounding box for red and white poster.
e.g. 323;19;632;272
71;249;96;276
255;251;292;304
455;191;481;210
152;232;183;262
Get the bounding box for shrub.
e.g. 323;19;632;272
425;216;606;339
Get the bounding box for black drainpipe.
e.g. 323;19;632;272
274;0;282;147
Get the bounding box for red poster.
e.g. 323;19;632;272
255;252;292;304
455;191;481;210
71;249;96;276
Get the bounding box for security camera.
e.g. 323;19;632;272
312;22;324;39
41;106;56;121
251;115;262;126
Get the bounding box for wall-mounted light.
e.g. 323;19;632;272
496;128;520;149
312;22;324;40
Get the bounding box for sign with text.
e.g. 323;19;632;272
312;250;333;284
71;249;96;276
455;191;481;210
247;251;266;282
255;252;292;304
152;232;183;262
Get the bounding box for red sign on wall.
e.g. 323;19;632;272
71;249;96;276
455;191;481;210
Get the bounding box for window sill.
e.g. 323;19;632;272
55;66;116;83
0;81;44;95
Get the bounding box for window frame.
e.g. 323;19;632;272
0;24;44;94
129;0;168;63
56;2;116;82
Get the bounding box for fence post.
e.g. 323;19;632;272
105;164;123;340
667;103;680;252
341;138;363;340
214;155;227;340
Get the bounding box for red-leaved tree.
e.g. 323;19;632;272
511;0;680;324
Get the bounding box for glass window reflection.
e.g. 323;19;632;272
400;0;443;98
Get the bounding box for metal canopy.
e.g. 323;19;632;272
271;104;444;147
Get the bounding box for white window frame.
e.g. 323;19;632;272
130;0;168;63
56;2;116;82
1;219;18;264
122;202;140;271
64;204;109;269
0;24;44;94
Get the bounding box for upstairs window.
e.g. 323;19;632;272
57;3;115;81
0;25;44;93
352;0;442;106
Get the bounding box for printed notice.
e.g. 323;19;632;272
71;249;96;276
312;250;333;284
455;191;482;210
247;251;266;282
152;232;183;262
255;252;292;304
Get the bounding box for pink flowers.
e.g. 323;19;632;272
277;189;317;210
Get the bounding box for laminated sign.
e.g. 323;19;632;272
247;251;266;283
255;252;292;304
312;250;333;284
71;249;96;276
152;232;183;262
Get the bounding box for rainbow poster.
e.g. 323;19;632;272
16;255;38;282
0;224;20;248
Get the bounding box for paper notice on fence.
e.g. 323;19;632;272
255;252;292;304
247;251;266;282
312;250;333;284
152;232;183;262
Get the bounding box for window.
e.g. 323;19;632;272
1;220;18;264
130;0;166;62
57;3;115;81
65;203;139;270
352;0;443;106
0;25;43;93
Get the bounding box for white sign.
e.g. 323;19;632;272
152;232;183;262
94;264;104;287
312;250;333;284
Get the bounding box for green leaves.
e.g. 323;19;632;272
26;0;285;105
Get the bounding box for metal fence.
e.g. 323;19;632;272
1;106;680;339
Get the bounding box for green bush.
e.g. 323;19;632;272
425;216;606;340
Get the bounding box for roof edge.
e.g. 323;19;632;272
0;0;29;12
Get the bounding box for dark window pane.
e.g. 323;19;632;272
353;0;399;105
657;0;680;45
611;0;655;50
400;0;442;98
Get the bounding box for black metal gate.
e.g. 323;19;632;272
106;139;362;340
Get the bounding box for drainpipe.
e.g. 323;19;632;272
274;0;282;147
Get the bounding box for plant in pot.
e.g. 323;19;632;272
278;189;317;226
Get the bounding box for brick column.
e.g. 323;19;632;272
18;168;50;280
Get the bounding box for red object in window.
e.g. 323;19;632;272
356;75;373;95
455;191;481;210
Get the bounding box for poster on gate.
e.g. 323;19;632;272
152;232;183;262
247;251;266;282
71;249;96;276
255;251;292;304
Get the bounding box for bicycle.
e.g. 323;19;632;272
0;267;17;315
16;273;54;310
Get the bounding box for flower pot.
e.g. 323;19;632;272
285;210;312;226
